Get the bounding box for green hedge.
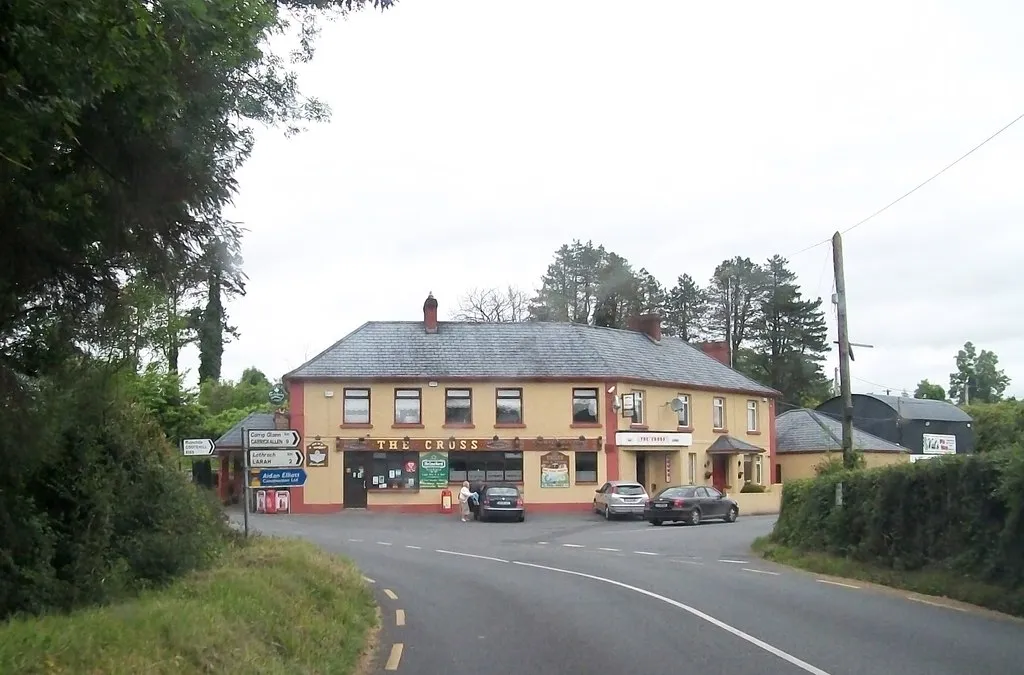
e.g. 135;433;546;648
771;448;1024;589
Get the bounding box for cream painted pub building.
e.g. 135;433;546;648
279;294;781;514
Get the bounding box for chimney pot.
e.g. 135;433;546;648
629;312;662;343
423;292;439;333
698;341;732;367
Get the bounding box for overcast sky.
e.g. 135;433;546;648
184;0;1024;400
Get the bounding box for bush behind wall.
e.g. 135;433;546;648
770;448;1024;589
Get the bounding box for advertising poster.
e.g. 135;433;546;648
418;451;449;489
540;451;570;488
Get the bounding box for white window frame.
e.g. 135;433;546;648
631;390;645;425
755;455;763;485
687;452;697;484
676;394;691;428
747;400;759;432
713;397;726;430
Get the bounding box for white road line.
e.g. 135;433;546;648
362;576;376;584
436;549;509;563
348;538;363;542
511;560;831;675
405;545;422;550
563;543;585;548
634;551;659;556
383;588;398;600
537;541;549;545
718;559;747;564
384;643;404;671
816;579;861;589
673;559;704;566
377;541;393;546
598;547;620;552
907;596;967;612
743;568;781;576
396;608;406;626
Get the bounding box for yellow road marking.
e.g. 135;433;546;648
385;643;404;671
396;608;406;626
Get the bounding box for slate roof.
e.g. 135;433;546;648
707;435;765;454
214;412;277;450
776;408;907;454
856;394;973;422
283;321;778;396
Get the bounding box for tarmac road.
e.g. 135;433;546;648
236;511;1024;674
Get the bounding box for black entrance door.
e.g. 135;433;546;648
343;452;370;508
636;453;647;489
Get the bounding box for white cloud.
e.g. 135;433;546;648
179;0;1024;400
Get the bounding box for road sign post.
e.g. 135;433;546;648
181;438;215;457
241;426;250;538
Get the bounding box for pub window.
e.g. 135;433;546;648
676;394;691;428
575;451;598;483
713;397;726;430
448;451;523;483
630;390;645;425
572;388;599;424
445;388;473;425
495;388;523;424
371;451;419;490
394;388;422;424
343;388;370;425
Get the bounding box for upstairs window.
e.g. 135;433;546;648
713;397;726;430
676;394;691;428
630;390;646;425
496;388;523;424
572;388;599;424
445;388;473;425
394;388;422;425
343;388;370;425
747;400;759;432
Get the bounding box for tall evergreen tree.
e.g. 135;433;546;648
745;255;831;405
592;252;637;328
529;240;605;323
663;274;709;341
707;256;765;357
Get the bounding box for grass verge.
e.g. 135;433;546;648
752;536;1024;618
0;536;379;674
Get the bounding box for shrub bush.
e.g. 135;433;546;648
771;448;1024;589
0;362;231;619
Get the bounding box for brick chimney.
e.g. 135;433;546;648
423;292;438;334
627;313;662;343
698;341;731;367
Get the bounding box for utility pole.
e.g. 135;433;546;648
832;232;856;469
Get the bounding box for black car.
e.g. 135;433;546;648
474;483;525;522
644;485;738;526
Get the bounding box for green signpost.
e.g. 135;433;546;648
418;451;449;489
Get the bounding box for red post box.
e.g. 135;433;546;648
265;490;278;514
440;488;453;514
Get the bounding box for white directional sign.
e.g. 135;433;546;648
248;449;304;468
246;429;301;448
182;438;216;456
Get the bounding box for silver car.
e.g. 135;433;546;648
593;480;649;520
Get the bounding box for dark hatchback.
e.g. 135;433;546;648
644;485;739;526
473;483;526;522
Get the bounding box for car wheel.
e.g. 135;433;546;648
518;514;525;523
604;505;612;520
650;519;663;526
725;506;738;523
688;509;702;526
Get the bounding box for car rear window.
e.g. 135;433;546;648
613;485;646;495
486;487;518;497
659;487;696;499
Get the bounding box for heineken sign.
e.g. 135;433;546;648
418;451;449;489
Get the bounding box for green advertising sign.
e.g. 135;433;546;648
418;451;449;489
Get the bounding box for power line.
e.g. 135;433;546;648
791;110;1024;256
